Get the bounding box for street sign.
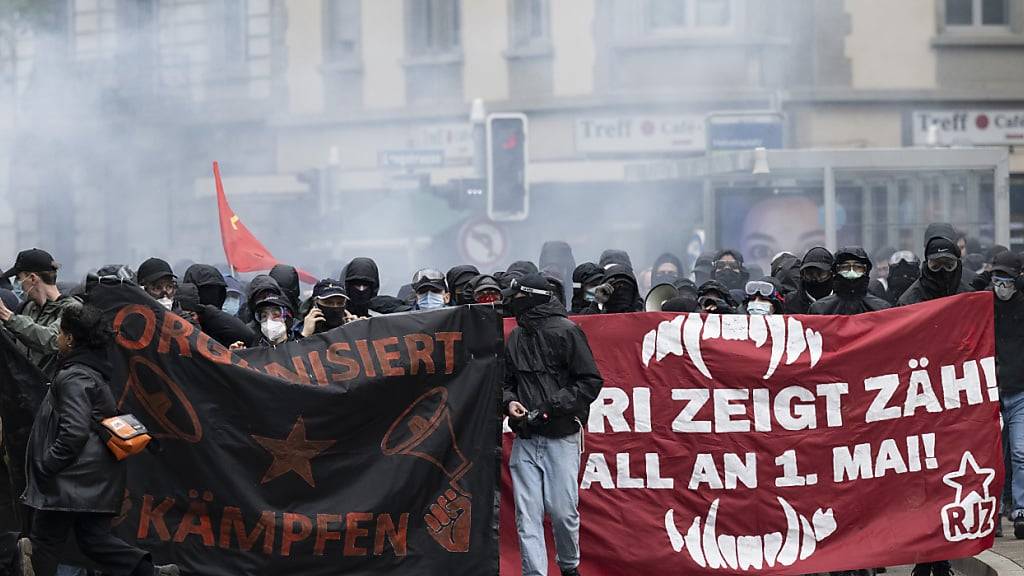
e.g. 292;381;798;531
378;149;445;169
706;112;785;151
458;219;507;268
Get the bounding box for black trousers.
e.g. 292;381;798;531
29;510;152;576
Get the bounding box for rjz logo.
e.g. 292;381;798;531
941;451;997;542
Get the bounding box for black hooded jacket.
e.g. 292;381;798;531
502;299;604;439
269;264;301;313
540;241;577;309
182;264;228;309
506;261;539;279
178;283;255;347
571;263;603;314
598;249;632;270
995;289;1024;394
581;265;641;314
24;347;125;513
896;265;969;306
808;248;890;316
446;265;480;306
344;257;381;317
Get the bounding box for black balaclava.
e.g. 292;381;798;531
920;237;963;298
571;262;603;313
269;264;301;312
800;247;835;300
712;249;748;292
692;252;715;287
539;241;577;310
652;252;684;286
344;257;380;317
832;247;872;298
446;265;480;306
603;265;639;313
598;249;633;270
887;259;920;303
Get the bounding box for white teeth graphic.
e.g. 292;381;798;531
718;532;739;570
812;508;837;541
806;328;823;368
641;313;824;380
777;497;800;567
765;315;786;380
764;532;782;567
642;330;657;368
664;498;836;571
785;318;807;365
702;314;721;340
721;315;748;341
683;313;711;379
749;314;768;347
737;535;763;571
799;514;816;560
656;316;684;362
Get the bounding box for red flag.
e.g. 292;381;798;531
214;161;318;284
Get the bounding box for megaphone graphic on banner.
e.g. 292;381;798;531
645;283;679;312
381;387;473;495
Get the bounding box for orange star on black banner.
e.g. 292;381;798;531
252;417;335;488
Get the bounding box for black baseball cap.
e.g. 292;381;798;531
313;279;348;301
137;258;176;286
3;248;59;279
991;251;1021;276
413;269;447;293
501;273;553;299
925;237;960;263
800;247;834;272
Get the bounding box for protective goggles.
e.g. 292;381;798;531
507;278;552;297
992;275;1016;288
926;257;958;272
836;262;868;275
744;281;776;298
412;268;444;283
889;250;918;266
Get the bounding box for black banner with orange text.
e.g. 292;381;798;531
87;285;502;576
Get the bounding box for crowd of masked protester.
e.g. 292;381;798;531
0;221;1022;576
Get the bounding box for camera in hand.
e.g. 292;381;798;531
525;409;549;425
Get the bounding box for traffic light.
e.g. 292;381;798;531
486;113;529;221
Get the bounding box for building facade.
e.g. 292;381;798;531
1;0;1022;288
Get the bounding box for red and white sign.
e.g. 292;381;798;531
913;109;1024;146
500;292;1002;575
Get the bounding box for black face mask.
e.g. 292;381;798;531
605;282;636;313
803;278;833;300
833;274;870;298
715;268;745;291
346;283;374;314
510;294;549;319
320;306;347;329
887;262;920;300
653;272;678;286
921;264;961;296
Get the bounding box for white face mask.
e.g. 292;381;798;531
994;284;1016;301
746;300;773;315
261;318;287;343
157;297;174;310
838;269;864;280
417;292;446;310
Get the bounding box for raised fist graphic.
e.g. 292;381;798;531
425;488;472;553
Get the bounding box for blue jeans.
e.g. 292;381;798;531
1003;390;1024;517
510;433;581;576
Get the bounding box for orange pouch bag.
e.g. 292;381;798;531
97;415;151;461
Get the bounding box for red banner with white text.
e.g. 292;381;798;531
500;292;1002;575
